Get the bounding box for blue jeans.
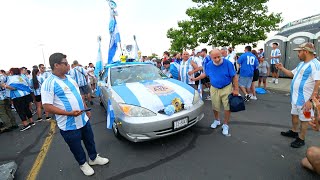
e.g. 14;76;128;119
60;121;97;165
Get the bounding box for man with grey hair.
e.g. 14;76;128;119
192;49;239;136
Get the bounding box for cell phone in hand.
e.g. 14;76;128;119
81;108;92;112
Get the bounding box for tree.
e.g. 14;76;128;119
167;0;282;49
167;21;199;52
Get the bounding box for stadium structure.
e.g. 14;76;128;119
264;13;320;76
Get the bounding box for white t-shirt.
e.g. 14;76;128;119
291;58;320;106
87;67;95;77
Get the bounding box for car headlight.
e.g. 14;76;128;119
192;90;200;105
119;104;156;117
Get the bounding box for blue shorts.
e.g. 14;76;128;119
239;76;253;88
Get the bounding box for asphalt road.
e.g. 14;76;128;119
1;91;320;180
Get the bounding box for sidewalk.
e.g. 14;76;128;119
258;77;291;93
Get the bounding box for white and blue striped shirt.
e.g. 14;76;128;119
41;74;88;131
270;48;281;64
30;76;44;96
6;75;30;99
0;74;6;100
70;66;88;87
291;58;320;106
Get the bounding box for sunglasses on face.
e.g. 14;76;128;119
59;61;68;66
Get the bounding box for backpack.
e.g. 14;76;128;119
228;94;245;112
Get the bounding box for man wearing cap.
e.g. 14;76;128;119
276;42;320;148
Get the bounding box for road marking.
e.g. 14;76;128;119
26;120;56;180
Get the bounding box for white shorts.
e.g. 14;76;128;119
291;104;313;122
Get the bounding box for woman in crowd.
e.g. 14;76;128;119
30;69;51;121
6;68;35;131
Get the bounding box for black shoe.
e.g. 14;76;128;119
281;130;298;138
36;117;43;122
45;117;52;121
291;138;305;148
29;122;36;126
244;94;251;102
20;125;31;132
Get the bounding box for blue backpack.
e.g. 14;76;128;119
228;94;245;112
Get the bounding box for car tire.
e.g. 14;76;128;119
112;121;123;140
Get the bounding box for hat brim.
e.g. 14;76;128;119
293;48;303;51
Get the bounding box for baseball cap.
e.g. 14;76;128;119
194;49;201;54
293;42;315;53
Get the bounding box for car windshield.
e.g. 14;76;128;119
110;64;167;86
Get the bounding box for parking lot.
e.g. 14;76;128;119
1;90;319;180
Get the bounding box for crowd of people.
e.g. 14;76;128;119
1;42;320;176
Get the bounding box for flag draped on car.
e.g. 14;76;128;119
107;98;115;129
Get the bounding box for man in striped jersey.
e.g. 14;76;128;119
276;42;320;148
70;60;93;105
42;53;109;176
269;42;281;84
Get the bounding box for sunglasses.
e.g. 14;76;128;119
59;61;68;66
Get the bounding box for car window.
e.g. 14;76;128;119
110;64;167;86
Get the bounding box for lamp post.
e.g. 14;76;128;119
39;44;46;68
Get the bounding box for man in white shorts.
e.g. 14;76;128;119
277;42;320;148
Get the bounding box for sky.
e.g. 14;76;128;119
0;0;319;70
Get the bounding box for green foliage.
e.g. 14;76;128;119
167;21;199;52
167;0;282;50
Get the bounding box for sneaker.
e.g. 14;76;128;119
32;111;37;116
36;117;43;122
281;130;298;138
290;138;305;148
269;78;275;83
275;79;279;84
88;154;109;166
210;120;221;129
244;94;251;102
80;162;94;176
250;96;257;100
29;122;36;126
222;124;229;136
205;95;211;101
20;125;31;132
45;117;52;121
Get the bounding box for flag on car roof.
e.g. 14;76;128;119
107;13;121;64
106;98;115;129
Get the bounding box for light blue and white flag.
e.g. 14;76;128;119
106;98;115;129
133;35;139;61
95;37;103;96
108;16;121;64
198;80;202;99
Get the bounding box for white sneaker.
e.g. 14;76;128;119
89;154;109;166
275;79;279;84
210;120;221;129
250;96;257;100
249;93;253;97
80;162;94;176
269;78;275;83
205;95;211;101
222;124;229;136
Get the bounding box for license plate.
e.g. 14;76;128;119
173;118;188;130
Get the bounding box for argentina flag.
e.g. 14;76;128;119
106;98;115;129
108;16;121;64
95;37;103;96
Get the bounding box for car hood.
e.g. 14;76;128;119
111;79;195;112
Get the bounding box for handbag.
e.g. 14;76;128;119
228;94;245;112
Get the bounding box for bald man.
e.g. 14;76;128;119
192;49;239;136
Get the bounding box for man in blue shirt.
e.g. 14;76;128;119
237;46;259;102
192;49;239;136
42;53;109;176
169;53;181;80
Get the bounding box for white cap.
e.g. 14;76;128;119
195;49;201;54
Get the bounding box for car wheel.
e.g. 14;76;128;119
112;121;122;139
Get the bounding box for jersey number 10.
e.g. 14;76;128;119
247;56;255;65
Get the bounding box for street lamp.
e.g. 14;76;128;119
39;44;46;68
